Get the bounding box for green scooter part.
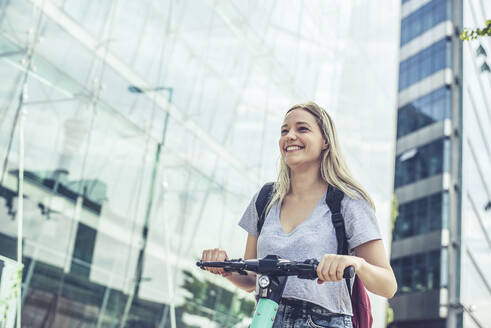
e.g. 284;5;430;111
250;298;279;328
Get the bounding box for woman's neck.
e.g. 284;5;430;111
289;164;327;199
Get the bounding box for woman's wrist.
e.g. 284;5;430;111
354;256;367;274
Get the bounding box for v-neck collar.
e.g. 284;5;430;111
276;189;328;236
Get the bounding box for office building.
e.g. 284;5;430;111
390;0;491;327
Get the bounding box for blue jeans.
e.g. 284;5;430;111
271;298;353;328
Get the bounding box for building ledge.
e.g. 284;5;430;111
399;69;452;107
391;229;444;259
389;288;445;322
396;119;452;155
395;173;450;204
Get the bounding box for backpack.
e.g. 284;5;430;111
255;183;373;328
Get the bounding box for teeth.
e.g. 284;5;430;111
286;146;302;152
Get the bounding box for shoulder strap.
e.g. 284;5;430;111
325;185;352;297
326;184;348;255
256;182;274;235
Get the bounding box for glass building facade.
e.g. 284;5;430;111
400;0;451;46
0;1;400;327
397;86;451;138
390;0;491;327
398;38;452;91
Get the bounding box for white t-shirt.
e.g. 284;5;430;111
238;189;382;316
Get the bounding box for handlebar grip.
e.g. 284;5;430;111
312;264;355;279
343;266;355;279
196;261;224;269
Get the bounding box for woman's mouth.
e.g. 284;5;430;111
285;146;304;152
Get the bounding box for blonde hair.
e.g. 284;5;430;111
265;101;375;214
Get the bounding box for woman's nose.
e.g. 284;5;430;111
286;129;296;140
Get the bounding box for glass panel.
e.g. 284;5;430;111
415;198;428;234
394;191;447;240
412;253;426;292
400;0;449;46
398;39;451;91
393;249;443;295
395;138;447;188
396;86;451;138
401;257;412;293
429;193;443;230
427;250;440;290
70;223;97;278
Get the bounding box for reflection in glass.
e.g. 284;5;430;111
0;0;399;326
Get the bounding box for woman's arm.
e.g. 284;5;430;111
222;234;258;292
316;239;397;299
353;239;397;298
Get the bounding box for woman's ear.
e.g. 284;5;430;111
322;140;329;150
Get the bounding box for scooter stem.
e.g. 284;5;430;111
250;298;279;328
250;274;288;327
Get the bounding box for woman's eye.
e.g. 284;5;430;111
298;127;308;131
281;129;288;134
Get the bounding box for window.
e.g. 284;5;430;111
391;250;442;295
427;250;440;290
393;192;447;241
71;223;97;278
415;198;428;234
413;253;426;292
395;138;449;188
401;257;413;293
398;39;452;91
400;0;450;46
429;193;443;230
394;201;413;239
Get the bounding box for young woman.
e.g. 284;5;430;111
201;102;397;328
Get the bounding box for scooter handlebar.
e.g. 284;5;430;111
196;255;355;280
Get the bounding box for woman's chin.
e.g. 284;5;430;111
285;158;305;168
285;157;320;170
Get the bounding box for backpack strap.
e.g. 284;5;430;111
325;185;348;255
255;182;274;235
325;184;352;298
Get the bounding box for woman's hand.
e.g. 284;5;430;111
316;254;365;284
201;248;232;277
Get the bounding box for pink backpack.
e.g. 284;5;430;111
351;275;373;328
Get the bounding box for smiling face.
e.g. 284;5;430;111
279;108;328;169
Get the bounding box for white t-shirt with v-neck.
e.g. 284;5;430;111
238;189;381;316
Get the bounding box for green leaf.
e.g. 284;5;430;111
461;20;491;41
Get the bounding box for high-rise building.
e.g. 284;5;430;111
390;0;491;327
0;1;399;327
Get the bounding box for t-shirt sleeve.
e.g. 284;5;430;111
238;191;261;237
341;195;382;252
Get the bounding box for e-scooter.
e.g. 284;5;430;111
197;254;354;328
